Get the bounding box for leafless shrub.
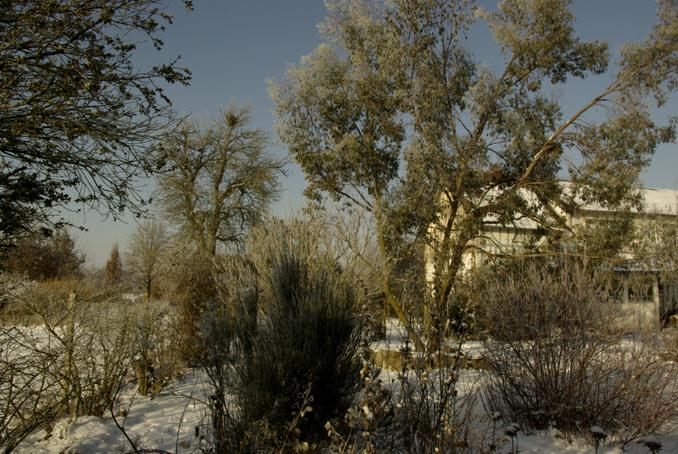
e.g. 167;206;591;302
326;340;486;454
0;278;101;323
0;325;65;453
478;259;678;444
130;299;184;396
660;329;678;361
0;279;145;452
12;283;135;418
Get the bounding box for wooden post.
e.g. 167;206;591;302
65;290;80;420
653;274;661;329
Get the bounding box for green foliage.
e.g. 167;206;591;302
200;248;363;451
571;214;637;262
2;229;84;280
0;0;191;246
157;106;285;256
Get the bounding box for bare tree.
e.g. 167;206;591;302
126;220;168;300
157;105;286;256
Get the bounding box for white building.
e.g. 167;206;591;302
426;185;678;329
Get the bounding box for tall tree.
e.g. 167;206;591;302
126;220;168;300
0;0;192;248
105;243;123;287
157;106;286;256
270;0;677;348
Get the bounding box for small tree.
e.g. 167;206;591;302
126;220;168;300
105;243;123;287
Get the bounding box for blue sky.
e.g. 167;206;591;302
72;0;677;266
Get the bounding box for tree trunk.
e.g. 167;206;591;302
374;196;425;351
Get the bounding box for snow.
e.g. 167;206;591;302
9;318;678;453
12;367;678;454
16;372;208;454
591;425;607;437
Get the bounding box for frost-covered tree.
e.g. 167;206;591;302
126;220;168;300
157;106;286;256
270;0;677;348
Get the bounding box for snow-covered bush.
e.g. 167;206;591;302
12;283;135;417
327;344;484;453
479;259;678;444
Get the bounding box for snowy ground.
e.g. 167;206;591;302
15;369;678;453
17;372;208;454
9;319;678;453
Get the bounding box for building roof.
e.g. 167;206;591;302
563;182;678;216
475;183;678;231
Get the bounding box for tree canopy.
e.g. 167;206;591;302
270;0;677;348
0;0;191;248
157;106;286;256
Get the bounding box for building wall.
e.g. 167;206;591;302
425;188;678;331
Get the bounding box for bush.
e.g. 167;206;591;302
328;344;483;454
130;299;185;396
159;241;220;364
0;325;64;452
240;251;362;430
0;277;103;323
201;249;363;451
479;259;678;443
0;281;139;451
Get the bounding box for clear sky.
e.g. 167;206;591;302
71;0;677;266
